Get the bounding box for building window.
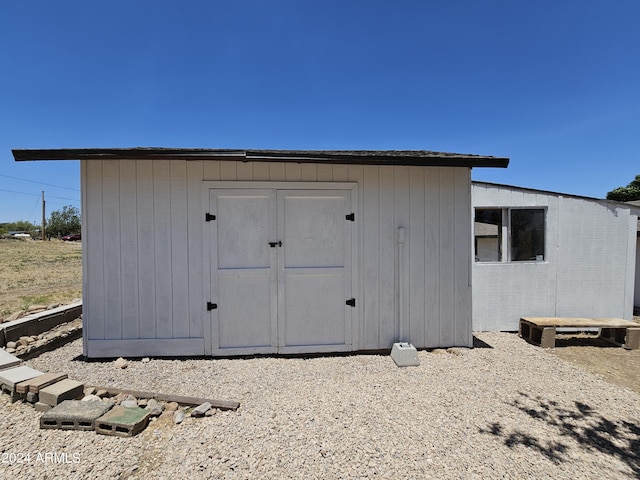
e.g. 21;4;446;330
474;208;545;262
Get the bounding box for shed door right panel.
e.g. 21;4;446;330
277;190;353;353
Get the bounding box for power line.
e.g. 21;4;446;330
0;174;79;191
0;189;79;202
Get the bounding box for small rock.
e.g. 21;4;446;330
82;394;102;402
114;392;128;403
26;392;38;403
141;357;150;363
431;349;448;355
137;398;148;407
5;348;16;354
145;399;164;417
6;341;17;349
27;304;47;312
447;347;464;356
174;410;185;424
205;409;217;417
84;387;96;396
114;357;129;369
96;389;109;398
4;312;22;322
165;402;179;412
17;338;30;347
121;394;138;408
191;402;212;418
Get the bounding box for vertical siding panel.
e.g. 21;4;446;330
203;161;220;180
171;162;190;338
253;162;270;181
378;166;396;347
333;164;348;182
84;161;105;341
348;165;365;349
269;162;286;181
102;160;122;340
424;167;441;347
136;160;156;339
119;160;139;339
237;162;253;180
154;160;173;338
187;162;204;340
317;164;333;182
408;167;426;347
300;164;317;181
439;168;455;346
453;168;472;346
220;161;237;181
362;166;380;349
285;163;302;181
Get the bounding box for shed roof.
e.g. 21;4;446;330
13;147;509;168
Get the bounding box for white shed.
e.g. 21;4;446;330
472;182;638;331
14;148;508;358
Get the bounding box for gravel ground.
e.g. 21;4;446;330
2;332;640;479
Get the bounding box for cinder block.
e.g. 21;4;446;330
0;349;21;371
540;327;556;348
16;372;68;394
34;402;52;413
0;366;43;390
40;400;114;431
624;328;640;350
95;405;150;437
39;379;84;407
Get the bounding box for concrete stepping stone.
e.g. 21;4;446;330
40;399;114;431
0;366;43;390
0;349;21;371
39;379;84;407
16;372;68;394
95;405;150;437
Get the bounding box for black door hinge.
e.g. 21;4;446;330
205;213;216;222
346;213;355;222
346;298;356;307
207;302;218;310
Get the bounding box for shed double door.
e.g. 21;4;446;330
210;188;354;355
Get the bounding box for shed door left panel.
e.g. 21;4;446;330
210;189;278;355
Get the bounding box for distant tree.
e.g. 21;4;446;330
606;174;640;202
47;206;81;237
0;220;37;234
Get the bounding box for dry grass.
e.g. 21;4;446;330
0;238;82;319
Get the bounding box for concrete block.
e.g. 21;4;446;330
0;366;43;390
34;402;52;413
95;405;150;437
0;348;21;371
39;379;84;407
16;372;68;394
40;399;114;431
624;328;640;350
391;342;420;367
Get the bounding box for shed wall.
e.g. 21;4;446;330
82;159;473;357
472;184;636;331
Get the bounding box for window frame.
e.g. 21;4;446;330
474;207;547;263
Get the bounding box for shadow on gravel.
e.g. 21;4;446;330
479;392;640;475
472;336;493;349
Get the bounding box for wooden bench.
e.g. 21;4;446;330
519;317;640;349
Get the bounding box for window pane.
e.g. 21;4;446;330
510;209;545;261
474;209;502;262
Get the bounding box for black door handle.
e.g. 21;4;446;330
268;241;282;248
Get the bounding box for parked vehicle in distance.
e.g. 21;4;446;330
61;233;81;241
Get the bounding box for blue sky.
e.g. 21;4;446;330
1;1;639;223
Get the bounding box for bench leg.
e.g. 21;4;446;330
539;327;556;348
624;328;640;350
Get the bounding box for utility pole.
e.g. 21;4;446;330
41;191;46;241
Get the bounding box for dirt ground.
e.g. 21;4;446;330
549;318;640;395
0;238;82;319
